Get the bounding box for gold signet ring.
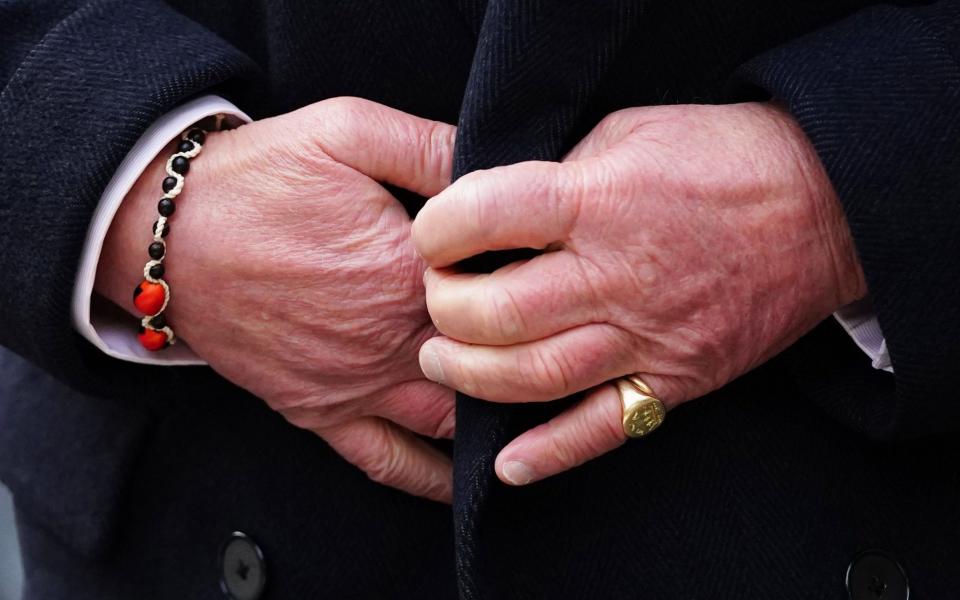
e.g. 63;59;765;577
616;375;666;438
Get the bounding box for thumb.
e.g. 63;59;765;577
303;96;456;197
562;107;647;162
320;417;454;503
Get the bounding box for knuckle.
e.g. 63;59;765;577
550;407;617;471
460;166;513;231
364;437;404;484
465;172;496;235
284;403;337;431
594;325;641;365
554;164;586;237
483;285;527;341
277;407;315;432
675;325;721;363
418;120;455;177
573;423;610;461
593;110;622;135
521;345;573;397
450;354;483;397
596;107;637;134
365;460;396;485
313;96;369;123
303;96;370;153
425;300;452;338
545;425;580;471
596;399;628;446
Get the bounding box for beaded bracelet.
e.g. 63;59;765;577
132;125;209;351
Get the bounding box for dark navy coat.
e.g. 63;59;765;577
1;0;959;598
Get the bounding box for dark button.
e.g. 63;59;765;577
846;550;909;600
220;532;266;600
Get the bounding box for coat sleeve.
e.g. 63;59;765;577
0;0;260;391
732;1;960;439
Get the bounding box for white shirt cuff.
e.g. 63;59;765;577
834;299;894;373
72;95;252;365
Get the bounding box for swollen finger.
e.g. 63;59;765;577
320;417;453;503
494;384;626;485
412;160;584;268
418;323;637;402
378;379;457;439
423;251;603;345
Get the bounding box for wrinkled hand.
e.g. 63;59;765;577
412;102;866;487
98;98;457;502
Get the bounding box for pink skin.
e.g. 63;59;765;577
412;102;867;487
97;98;458;503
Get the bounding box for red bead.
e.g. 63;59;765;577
137;328;168;351
133;280;166;315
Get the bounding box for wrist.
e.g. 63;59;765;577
827;202;868;309
95;129;231;344
95;138;178;315
763;101;868;311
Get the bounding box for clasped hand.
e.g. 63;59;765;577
412;102;865;488
100;99;864;502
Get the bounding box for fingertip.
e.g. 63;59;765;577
411;197;455;268
410;213;429;262
495;446;537;486
500;460;536;486
421;266;437;288
421;268;469;333
418;338;446;384
492;386;628;486
424;265;462;287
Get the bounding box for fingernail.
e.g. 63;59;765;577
501;461;535;486
419;349;445;384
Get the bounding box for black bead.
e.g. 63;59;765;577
152;220;170;238
148;242;165;259
150;314;167;330
158;198;176;217
161;176;178;193
137;325;145;335
187;129;206;145
177;140;195;153
171;156;190;175
149;263;165;279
